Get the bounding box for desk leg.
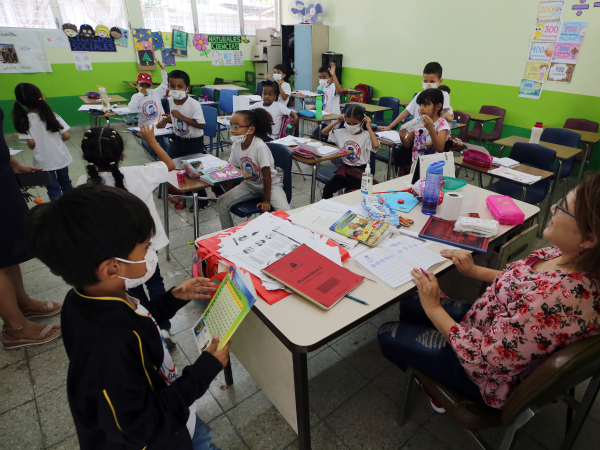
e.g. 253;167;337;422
498;145;506;158
318;124;322;142
577;145;589;181
310;165;317;203
216;127;220;158
539;160;561;238
163;182;170;261
478;171;483;188
293;352;312;450
193;192;199;241
386;144;393;181
224;361;234;386
478;123;483;146
521;186;527;202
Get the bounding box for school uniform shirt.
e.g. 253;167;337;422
405;91;453;120
317;81;341;115
328;127;373;167
17;113;72;171
229;136;282;188
168;97;205;139
277;81;292;106
128;68;168;126
411;117;451;166
76;162;169;250
61;287;223;450
250;101;291;141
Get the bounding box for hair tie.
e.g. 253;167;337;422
83;136;88;140
38;98;43;101
88;162;94;166
111;135;116;138
109;161;115;165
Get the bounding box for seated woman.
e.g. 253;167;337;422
378;172;600;410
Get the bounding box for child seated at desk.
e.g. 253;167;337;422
250;80;298;141
321;105;379;199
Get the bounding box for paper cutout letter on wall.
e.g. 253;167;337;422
193;34;210;56
133;28;156;70
172;30;188;57
547;62;575;83
523;61;550;82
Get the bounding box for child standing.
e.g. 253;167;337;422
321;106;379;199
217;109;290;229
265;64;292;106
13;83;73;201
250;80;298;141
76;125;180;348
26;185;228;450
316;63;342;115
128;59;170;158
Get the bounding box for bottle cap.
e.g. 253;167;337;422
427;161;445;174
534;122;543;128
364;164;370;175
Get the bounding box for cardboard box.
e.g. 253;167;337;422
251;45;267;61
256;29;281;46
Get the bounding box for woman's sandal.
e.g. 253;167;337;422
21;301;62;319
0;319;61;350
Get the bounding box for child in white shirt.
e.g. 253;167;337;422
265;64;292;106
317;63;342;115
250;80;298;141
217;109;290;229
13;83;72;201
321;105;379;199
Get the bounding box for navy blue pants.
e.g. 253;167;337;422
377;295;483;400
128;263;171;330
46;166;73;201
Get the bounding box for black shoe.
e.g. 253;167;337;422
189;200;209;212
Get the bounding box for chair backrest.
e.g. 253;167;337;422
219;89;238;114
214;77;224;85
471;105;506;139
245;71;256;91
540;128;581;149
256;80;264;97
564;118;599;133
343;103;366;115
201;87;216;102
502;334;600;424
453;110;471;142
509;142;556;194
201;105;218;139
161;97;170;114
375;97;400;124
266;143;293;203
369;150;376;175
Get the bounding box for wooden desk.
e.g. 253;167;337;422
203;84;249;92
462;111;502;145
192;175;540;450
79;95;128;104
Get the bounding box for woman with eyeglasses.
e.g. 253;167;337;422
378;172;600;411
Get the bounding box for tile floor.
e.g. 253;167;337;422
2;123;599;450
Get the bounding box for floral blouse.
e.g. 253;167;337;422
449;247;600;409
411;117;450;166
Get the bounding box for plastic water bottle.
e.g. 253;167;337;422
529;122;543;144
421;161;445;215
315;95;323;120
98;86;110;112
360;164;373;195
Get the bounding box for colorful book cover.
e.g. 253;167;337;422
200;164;244;185
419;216;489;253
330;211;389;246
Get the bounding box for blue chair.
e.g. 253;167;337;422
161;97;170;114
201;86;216;101
201;105;223;155
229;143;293;219
540;128;581;194
219;89;238;115
316;152;377;194
256;81;264;97
373;97;400;128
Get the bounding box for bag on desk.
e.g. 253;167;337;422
486;195;525;225
298;110;316;118
463;144;493;168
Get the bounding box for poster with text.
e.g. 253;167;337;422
0;29;51;74
208;35;241;50
532;21;560;41
524;61;550;82
211;50;223;66
223;52;233;66
547;62;575;83
112;28;128;47
43;30;70;48
73;51;92;71
558;21;587;43
172;30;188;57
528;41;555;61
537;2;564;22
133;28;155;70
552;42;581;62
233;50;243;66
518;79;544;100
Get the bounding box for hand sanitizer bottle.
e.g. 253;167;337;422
361;164;373;195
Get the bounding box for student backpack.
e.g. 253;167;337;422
348;84;372;104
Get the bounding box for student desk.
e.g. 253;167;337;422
461;111;502;145
299;113;338;141
79;95;128;104
290;92;322;110
193;176;540;450
203;84;249;92
340;103;391;118
84;110;118;127
543;127;600;180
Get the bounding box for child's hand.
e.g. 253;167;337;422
377;125;390;132
399;128;408;139
157;115;169;129
364;116;372;128
172;277;217;301
257;201;272;213
265;74;270;80
139;125;157;143
336;114;345;124
329;62;336;77
157;59;165;70
422;115;435;131
276;78;283;86
171;110;183;120
205;335;231;367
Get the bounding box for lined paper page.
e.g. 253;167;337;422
354;248;413;289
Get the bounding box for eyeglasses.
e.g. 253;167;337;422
554;197;576;219
227;125;251;132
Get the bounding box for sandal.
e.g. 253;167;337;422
0;319;61;350
21;301;62;319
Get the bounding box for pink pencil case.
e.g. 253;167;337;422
486;195;525;225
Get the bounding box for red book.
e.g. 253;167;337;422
261;244;364;310
419;216;490;253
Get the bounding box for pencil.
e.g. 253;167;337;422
419;268;448;299
345;294;369;305
399;231;426;242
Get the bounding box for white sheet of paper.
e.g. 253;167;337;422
376;131;402;143
43;30;70;48
9;149;23;156
232;95;250;112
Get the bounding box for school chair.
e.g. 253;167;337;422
466;106;506;148
201;87;217;102
161;97;170;114
219;89;238;115
564;118;598;177
398;333;600;450
316;152;377;196
448;111;472;178
256;80;264;97
214;77;224;85
245;71;256;93
229;143;293;220
540;128;581;196
373;97;400;128
201;105;226;156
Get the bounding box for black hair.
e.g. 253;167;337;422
79;24;95;38
438;85;451;94
110;27;122;38
416;89;444;117
261;79;280;98
318;66;330;75
345;105;367;129
423;62;443;79
234;109;273;141
81;127;127;190
273;64;291;82
168;69;190;87
26;185;155;288
12;83;63;134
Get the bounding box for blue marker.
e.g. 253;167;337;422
345;294;369;305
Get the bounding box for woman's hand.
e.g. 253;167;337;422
204;335;231;367
411;268;442;311
440;249;477;278
13;164;42;175
172;277;217;301
139;125;157;144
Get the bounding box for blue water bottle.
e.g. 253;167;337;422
421;161;445;215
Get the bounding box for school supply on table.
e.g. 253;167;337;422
78;104;104;111
419;216;490;253
345;294;368;305
293;90;321;97
192;266;256;353
361;195;400;226
360;164;373;195
296;141;339;157
486;195;525;225
298;110;316;118
437;193;464;221
375;130;402;143
127;125;174;136
492;157;520;169
454;217;499;238
262;244;364;310
463;144;493;168
290;204;359;249
488;167;542;185
373;191;419;213
441;176;467;192
271;136;312;146
182;155;234;180
411;152;455;184
421;161;445;216
330;211;390;246
200;164;244;185
529;122;543;144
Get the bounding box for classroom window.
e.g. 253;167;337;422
195;0;240;35
241;0;277;35
57;0;128;30
140;0;194;33
0;0;55;28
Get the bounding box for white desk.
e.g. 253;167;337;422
192;177;540;449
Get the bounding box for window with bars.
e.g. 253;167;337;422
57;0;128;30
141;0;194;33
196;0;240;35
241;0;277;36
0;0;56;29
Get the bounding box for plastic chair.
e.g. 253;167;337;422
245;71;256;93
316;152;377;192
466;106;506;145
448;110;471;153
214;77;224;85
540;128;581;193
219;89;238;115
398;334;600;450
201;105;224;156
373;97;400;127
564;118;598;170
201;86;216;102
229;143;293;219
256;80;264;98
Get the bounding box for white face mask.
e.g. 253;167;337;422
319;79;329;87
170;89;188;100
345;119;365;135
422;82;439;90
115;248;158;289
273;73;282;81
231;129;251;143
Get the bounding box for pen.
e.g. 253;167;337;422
345;294;369;305
372;189;411;195
419;268;448;299
399;231;426;242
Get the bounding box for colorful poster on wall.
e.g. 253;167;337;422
523;61;550;82
547;62;575;83
133;28;155;70
558;21;587;43
208;35;242;50
211;50;223;66
152;31;164;50
111;28;128;47
528;41;555;61
193;34;210;56
73;51;92;71
162;48;176;67
163;32;172;48
68;35;116;52
0;29;51;74
518;79;544;100
233;50;243;65
537;2;564;22
43;30;70;48
552;42;581;62
532;21;560;41
223;52;233;66
172;30;188;57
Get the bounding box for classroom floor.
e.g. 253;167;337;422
2;124;599;450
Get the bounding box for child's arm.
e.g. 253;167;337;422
128;90;145;110
379;109;409;131
364;117;379;149
139;125;176;171
26;139;35;150
329;63;343;95
257;167;272;213
444;110;454;123
400;129;414;149
322;114;344;136
61;131;70;141
278;80;289;101
156;114;171;128
156;60;168;97
171;110;205;129
422;116;448;152
290;111;299;130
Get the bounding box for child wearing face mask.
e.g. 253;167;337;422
217;109;290;229
320;105;379;199
249;80;299;141
265;64;292;106
310;63;342;115
76;126;181;348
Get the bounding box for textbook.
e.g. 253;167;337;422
261;244;364;310
330;211;390;246
192;266;256;353
199;164;244;185
418;216;490;253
